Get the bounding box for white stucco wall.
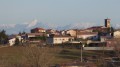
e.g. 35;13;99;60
9;36;23;46
66;30;76;37
114;31;120;38
77;34;97;39
46;37;74;44
53;38;69;44
9;38;16;46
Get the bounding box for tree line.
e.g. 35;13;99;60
0;30;8;45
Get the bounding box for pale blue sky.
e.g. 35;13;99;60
0;0;120;26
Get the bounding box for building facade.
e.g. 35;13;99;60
31;28;46;33
76;32;98;39
66;29;77;37
46;35;74;44
105;19;111;28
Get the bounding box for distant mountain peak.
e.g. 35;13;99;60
56;22;96;30
0;24;16;29
26;19;38;28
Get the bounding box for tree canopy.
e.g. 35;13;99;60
0;30;8;44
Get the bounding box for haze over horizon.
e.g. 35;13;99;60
0;0;120;26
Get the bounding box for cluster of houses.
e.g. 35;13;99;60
8;19;120;50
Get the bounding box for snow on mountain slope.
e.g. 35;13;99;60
26;19;38;28
56;22;96;30
0;24;16;29
0;20;46;34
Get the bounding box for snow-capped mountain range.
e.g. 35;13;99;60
0;20;120;34
0;20;50;34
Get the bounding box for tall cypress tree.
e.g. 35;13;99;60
0;30;8;44
110;27;115;37
14;38;20;46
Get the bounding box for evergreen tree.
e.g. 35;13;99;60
19;32;22;35
22;31;26;34
98;31;102;41
14;38;20;46
0;30;8;44
110;27;115;37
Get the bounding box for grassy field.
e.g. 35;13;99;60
0;46;111;67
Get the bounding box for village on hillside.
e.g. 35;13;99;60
9;19;120;49
0;19;120;67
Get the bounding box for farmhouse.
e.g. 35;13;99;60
31;27;46;33
46;35;74;45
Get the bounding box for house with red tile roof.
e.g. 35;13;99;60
66;29;77;37
31;27;46;33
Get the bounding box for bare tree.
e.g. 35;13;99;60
114;38;120;58
22;46;61;67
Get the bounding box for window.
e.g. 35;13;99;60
55;39;57;41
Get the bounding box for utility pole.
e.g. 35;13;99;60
80;42;84;62
81;44;83;62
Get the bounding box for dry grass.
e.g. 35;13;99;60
0;46;68;67
0;45;113;67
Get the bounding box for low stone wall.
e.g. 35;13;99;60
83;47;114;50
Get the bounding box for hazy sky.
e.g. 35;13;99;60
0;0;120;26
